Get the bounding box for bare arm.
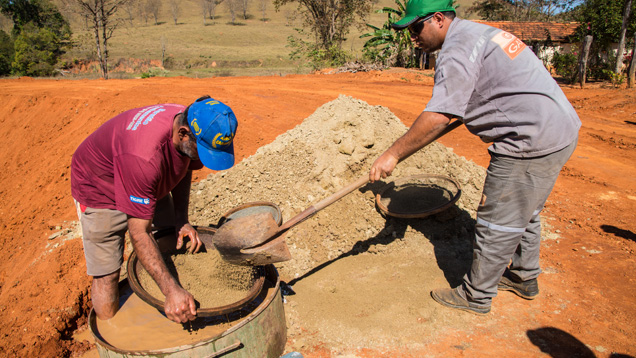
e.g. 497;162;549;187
170;170;202;253
128;217;197;323
369;111;453;183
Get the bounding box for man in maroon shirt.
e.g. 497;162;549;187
71;96;237;323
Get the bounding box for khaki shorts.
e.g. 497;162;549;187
74;196;176;276
75;200;128;277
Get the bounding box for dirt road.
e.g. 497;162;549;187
0;70;634;357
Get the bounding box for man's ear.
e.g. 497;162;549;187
178;126;193;141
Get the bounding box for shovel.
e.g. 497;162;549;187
212;175;369;266
212;119;464;266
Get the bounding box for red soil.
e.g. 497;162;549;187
0;70;634;357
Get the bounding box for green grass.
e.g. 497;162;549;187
60;0;475;77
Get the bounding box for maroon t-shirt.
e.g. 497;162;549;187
71;104;203;219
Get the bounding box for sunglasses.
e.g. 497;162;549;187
407;14;435;35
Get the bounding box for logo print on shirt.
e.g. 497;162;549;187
130;195;150;205
491;31;526;60
126;105;166;131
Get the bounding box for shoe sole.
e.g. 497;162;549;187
430;291;490;315
497;284;538;300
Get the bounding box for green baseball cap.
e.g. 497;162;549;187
392;0;456;29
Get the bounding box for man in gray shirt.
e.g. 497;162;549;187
368;0;580;314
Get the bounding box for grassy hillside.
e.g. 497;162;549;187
60;0;475;77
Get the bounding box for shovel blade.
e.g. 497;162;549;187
212;212;292;266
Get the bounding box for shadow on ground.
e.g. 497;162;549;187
527;327;635;358
601;224;636;243
286;183;475;288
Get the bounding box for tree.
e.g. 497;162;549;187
1;0;72;36
467;0;578;21
614;0;633;73
576;0;635;48
467;0;511;20
240;0;249;19
201;0;222;23
1;0;71;76
259;0;267;20
12;22;61;75
575;0;635;80
1;0;42;35
226;0;237;23
137;0;149;24
535;0;579;21
68;0;129;79
0;29;13;75
169;0;181;24
200;0;210;24
122;0;136;26
274;0;374;54
145;0;160;24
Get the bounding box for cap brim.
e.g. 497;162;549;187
198;141;235;171
391;15;419;29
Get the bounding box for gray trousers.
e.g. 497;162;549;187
459;137;577;306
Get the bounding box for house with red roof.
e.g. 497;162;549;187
475;21;580;64
422;21;580;70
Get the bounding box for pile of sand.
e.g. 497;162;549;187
189;95;486;281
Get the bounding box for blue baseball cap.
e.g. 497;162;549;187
186;97;238;170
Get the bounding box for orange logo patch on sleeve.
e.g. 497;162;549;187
491;31;526;60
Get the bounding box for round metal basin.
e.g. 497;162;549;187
126;227;266;317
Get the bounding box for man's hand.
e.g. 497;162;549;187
369;151;399;183
164;286;197;323
128;217;198;323
176;223;202;253
369;112;453;183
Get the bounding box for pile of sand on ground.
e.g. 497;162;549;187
189;95;486;281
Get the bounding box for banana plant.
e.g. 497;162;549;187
360;0;418;67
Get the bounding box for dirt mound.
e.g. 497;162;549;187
190;96;485;273
189;96;487;350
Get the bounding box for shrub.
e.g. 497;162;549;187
0;30;13;76
551;51;578;84
12;23;63;76
287;34;350;71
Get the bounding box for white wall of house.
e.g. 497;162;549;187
533;43;577;67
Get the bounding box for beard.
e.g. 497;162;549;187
178;140;199;161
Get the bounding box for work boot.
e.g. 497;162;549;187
430;287;491;315
498;270;539;300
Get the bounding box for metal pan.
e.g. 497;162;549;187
375;174;461;218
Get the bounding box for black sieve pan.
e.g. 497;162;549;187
375;174;461;218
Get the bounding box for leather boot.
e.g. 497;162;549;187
498;270;539;300
431;287;491;315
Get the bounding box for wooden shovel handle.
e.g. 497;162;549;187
277;175;369;233
276;119;462;234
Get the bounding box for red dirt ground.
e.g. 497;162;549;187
0;69;634;357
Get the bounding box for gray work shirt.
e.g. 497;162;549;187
425;18;581;158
